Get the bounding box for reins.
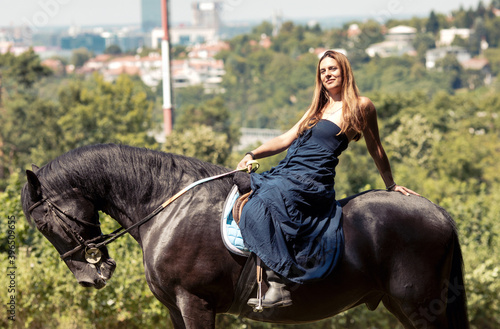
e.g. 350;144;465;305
29;160;259;264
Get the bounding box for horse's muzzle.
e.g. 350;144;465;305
74;258;116;289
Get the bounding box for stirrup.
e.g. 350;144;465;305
248;258;264;312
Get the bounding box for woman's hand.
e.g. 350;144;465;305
390;184;420;197
237;154;255;173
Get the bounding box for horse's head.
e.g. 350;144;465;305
22;168;116;289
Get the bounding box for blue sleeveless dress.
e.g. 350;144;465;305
239;119;348;284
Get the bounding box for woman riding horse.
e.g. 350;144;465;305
21;50;468;328
234;50;419;309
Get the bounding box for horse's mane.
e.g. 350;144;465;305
25;144;232;214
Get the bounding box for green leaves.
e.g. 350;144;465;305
57;74;154;148
0;48;51;90
163;125;230;165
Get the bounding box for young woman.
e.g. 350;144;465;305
235;50;419;309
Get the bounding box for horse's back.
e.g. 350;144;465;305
340;191;457;315
341;190;454;265
341;190;454;253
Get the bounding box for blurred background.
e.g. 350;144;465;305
1;1;499;328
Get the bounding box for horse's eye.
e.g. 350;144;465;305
35;220;49;233
32;213;50;232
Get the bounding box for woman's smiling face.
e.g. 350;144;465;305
319;57;343;94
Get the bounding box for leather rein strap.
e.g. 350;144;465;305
93;161;259;250
29;161;259;262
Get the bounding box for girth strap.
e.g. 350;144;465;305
226;253;258;316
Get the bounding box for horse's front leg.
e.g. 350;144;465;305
172;288;216;329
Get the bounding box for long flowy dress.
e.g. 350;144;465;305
239;119;348;284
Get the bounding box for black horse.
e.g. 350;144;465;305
21;144;469;329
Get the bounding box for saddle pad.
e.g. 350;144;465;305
221;185;251;257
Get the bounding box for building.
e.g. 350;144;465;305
41;58;65;75
366;25;416;58
101;30;144;52
80;46;226;91
141;0;162;32
192;2;223;29
385;25;417;43
438;28;471;47
347;24;362;39
366;41;415;58
425;46;471;69
461;58;492;86
60;33;106;53
188;40;230;59
150;1;223;47
170;57;225;91
151;26;218;47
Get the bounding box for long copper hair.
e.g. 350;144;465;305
298;50;366;141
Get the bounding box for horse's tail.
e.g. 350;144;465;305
445;223;469;329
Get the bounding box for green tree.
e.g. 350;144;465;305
163;125;231;165
385;114;442;167
0;95;60;183
1;69;157;185
484;16;500;48
50;74;156;156
470;17;488;55
171;96;239;165
70;47;93;68
175;97;239;148
170;45;188;59
426;10;440;34
251;21;274;38
451;6;473;28
0;49;53;187
0;48;51;91
435;54;464;89
413;32;436;63
104;44;122;55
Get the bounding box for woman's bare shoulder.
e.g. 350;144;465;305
358;96;375;109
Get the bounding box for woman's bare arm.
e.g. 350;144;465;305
361;97;419;196
237;109;312;170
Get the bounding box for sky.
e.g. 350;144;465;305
0;0;488;28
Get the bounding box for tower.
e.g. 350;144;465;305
191;1;222;30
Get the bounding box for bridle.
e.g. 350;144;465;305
27;193;188;264
28;197;107;264
27;161;260;264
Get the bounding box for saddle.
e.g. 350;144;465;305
232;191;251;225
220;185;251;256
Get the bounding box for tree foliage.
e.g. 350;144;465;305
70;47;93;68
0;48;51;90
0;73;156;186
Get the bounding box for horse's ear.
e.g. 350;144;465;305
31;164;40;172
26;170;42;201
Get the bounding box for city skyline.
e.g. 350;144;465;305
0;0;488;28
